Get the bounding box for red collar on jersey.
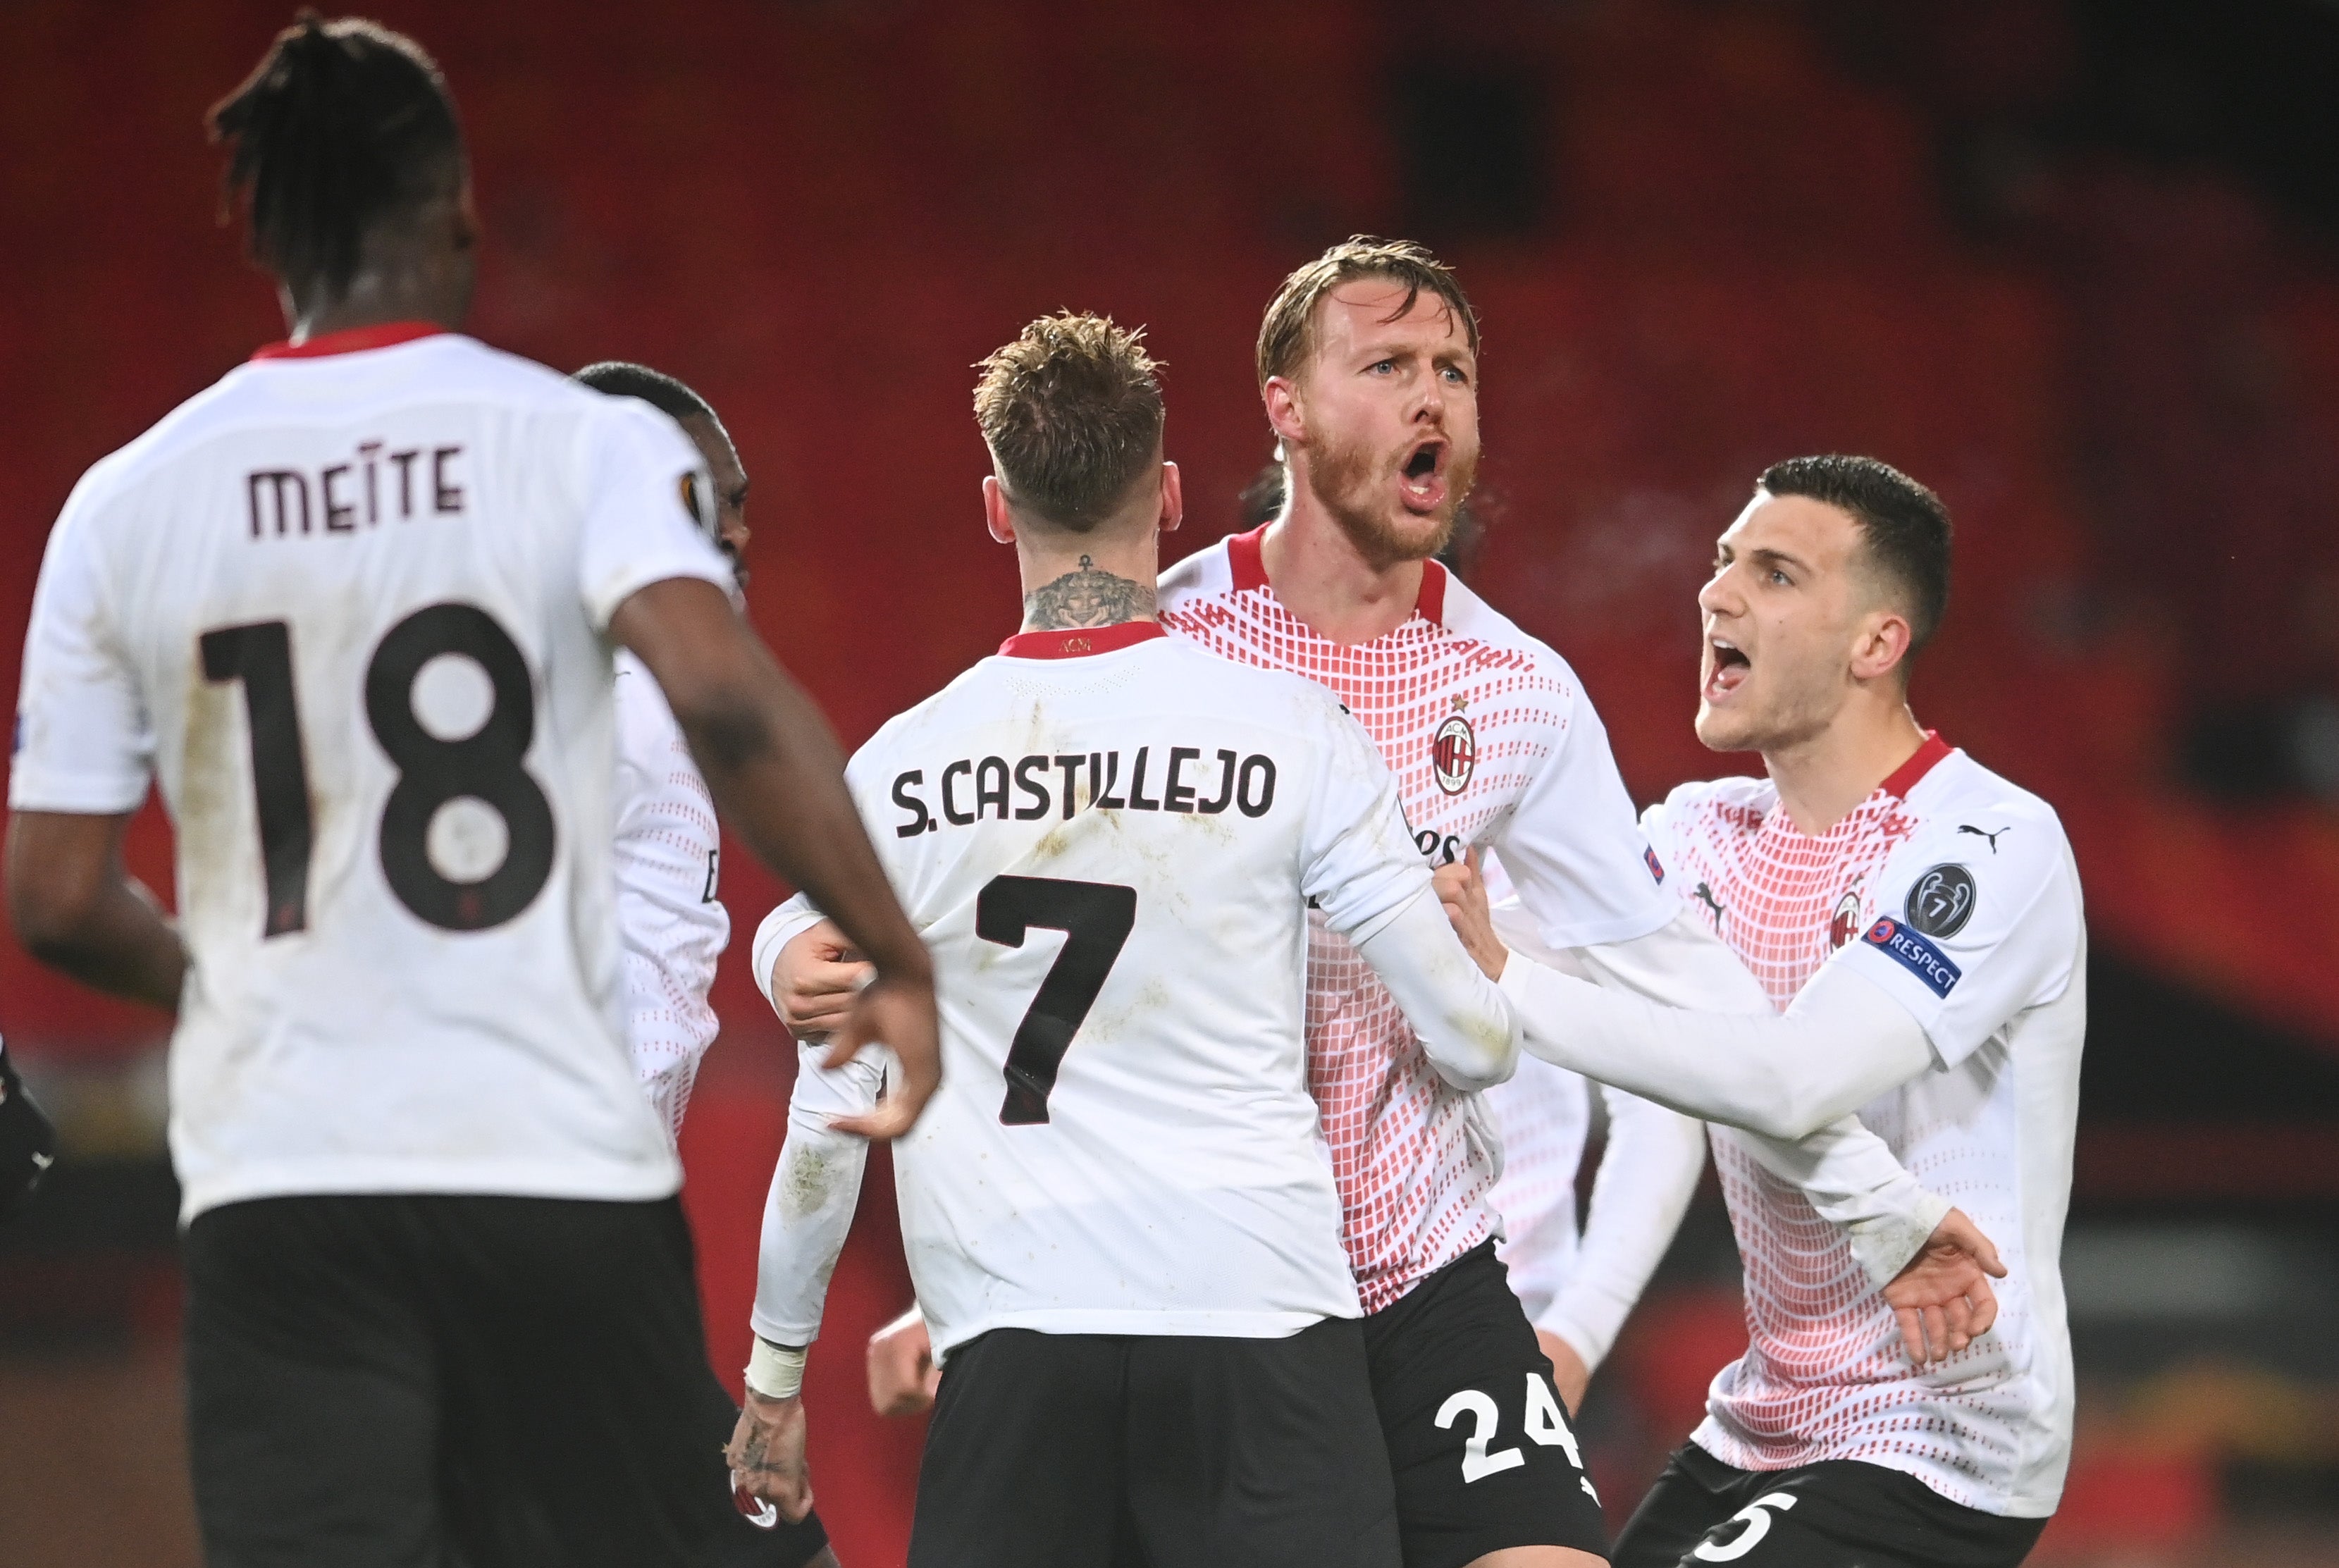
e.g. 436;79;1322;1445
250;321;446;361
1225;524;1450;626
1880;730;1953;799
998;622;1167;660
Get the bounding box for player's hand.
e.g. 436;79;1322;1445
867;1307;940;1418
1882;1206;2008;1365
728;1388;815;1523
1536;1328;1592;1414
771;920;872;1041
822;971;942;1140
1433;848;1506;981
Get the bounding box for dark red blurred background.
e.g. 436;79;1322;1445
6;3;2339;1564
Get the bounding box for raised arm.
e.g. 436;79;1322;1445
1517;901;1942;1254
1354;889;1519;1091
1485;917;1932;1142
610;577;936;1137
1470;880;2005;1363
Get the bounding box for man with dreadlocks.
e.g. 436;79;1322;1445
4;15;936;1567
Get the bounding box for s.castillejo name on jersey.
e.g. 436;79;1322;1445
890;744;1280;837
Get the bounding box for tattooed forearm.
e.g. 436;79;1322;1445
1024;555;1154;629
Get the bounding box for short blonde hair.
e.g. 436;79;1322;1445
1256;236;1479;388
973;312;1164;532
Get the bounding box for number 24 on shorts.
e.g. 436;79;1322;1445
1435;1373;1598;1501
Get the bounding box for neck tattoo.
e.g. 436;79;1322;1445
1025;554;1153;629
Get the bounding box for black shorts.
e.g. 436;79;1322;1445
1362;1240;1610;1568
1612;1443;2048;1568
183;1192;830;1568
911;1316;1400;1568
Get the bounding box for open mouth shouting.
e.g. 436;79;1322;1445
1397;436;1449;513
1704;635;1751;702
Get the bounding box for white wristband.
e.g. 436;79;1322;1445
745;1335;807;1400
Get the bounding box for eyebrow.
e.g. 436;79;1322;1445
1354;338;1474;369
1746;545;1808;574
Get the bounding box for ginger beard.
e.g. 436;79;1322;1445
1300;420;1481;572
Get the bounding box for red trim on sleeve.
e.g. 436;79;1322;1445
251;321;446;361
1415;558;1449;625
1227;525;1270;592
998;622;1168;660
1880;730;1953;799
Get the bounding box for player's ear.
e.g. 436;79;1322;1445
452;173;481;251
1262;376;1305;447
1850;608;1913;685
982;475;1016;546
1158;462;1183;535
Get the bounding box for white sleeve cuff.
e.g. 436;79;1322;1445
751;894;827;1020
6;767;149;816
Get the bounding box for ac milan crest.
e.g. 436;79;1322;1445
1431;714;1476;794
1829;888;1863;950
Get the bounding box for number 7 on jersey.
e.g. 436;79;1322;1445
975;875;1136;1125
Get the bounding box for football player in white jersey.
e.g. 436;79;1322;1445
781;242;2006;1568
574;362;844;1568
1226;460;1718;1428
3;20;934;1568
574;362;753;1138
1156;238;2018;1568
1439;456;2078;1567
731;314;1522;1568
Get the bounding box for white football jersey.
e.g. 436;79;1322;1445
1480;1053;1593;1316
612;650;729;1137
1469;853;1598;1338
773;623;1448;1354
1159;526;1674;1310
9;326;732;1221
1646;735;2085;1517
